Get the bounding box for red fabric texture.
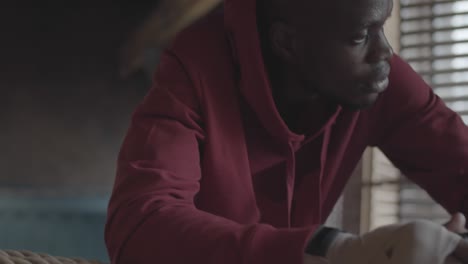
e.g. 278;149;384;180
105;0;468;263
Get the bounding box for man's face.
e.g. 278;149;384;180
288;0;394;109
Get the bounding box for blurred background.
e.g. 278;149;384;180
0;1;159;261
0;0;467;262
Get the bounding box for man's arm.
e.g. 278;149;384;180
371;55;468;220
105;51;316;264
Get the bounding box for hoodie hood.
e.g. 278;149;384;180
224;0;303;143
223;0;341;144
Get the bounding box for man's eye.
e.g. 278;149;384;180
350;31;369;45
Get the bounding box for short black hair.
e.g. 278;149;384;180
256;0;293;24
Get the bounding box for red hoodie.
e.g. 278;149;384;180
105;0;468;263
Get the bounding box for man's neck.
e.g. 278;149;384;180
270;66;335;135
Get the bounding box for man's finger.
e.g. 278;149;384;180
445;213;467;233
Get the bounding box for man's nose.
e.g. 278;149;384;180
369;30;394;63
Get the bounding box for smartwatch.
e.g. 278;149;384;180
304;226;342;257
462;232;468;240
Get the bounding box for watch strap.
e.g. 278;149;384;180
305;226;342;257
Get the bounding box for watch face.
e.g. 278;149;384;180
462;232;468;240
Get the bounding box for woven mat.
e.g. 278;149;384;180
0;250;106;264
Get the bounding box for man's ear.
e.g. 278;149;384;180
269;21;297;63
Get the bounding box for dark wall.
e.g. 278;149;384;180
0;2;157;192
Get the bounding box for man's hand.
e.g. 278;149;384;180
303;215;467;264
446;213;468;263
453;239;468;263
322;220;464;264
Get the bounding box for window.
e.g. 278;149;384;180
363;0;468;232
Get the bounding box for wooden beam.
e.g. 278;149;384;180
120;0;222;77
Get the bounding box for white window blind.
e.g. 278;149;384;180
364;0;468;231
400;0;468;124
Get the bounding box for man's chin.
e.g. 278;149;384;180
316;90;381;111
339;93;380;111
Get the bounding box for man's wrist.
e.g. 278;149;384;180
304;226;343;257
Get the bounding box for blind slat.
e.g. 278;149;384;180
401;0;459;8
430;80;468;87
401;10;468;22
417;67;468;76
403;24;468;35
402;39;468;49
405;53;468;62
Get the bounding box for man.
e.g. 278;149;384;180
105;0;468;263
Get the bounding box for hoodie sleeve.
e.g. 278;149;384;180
105;50;315;264
372;55;468;219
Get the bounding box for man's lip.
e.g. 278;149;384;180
374;77;389;92
363;77;389;94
